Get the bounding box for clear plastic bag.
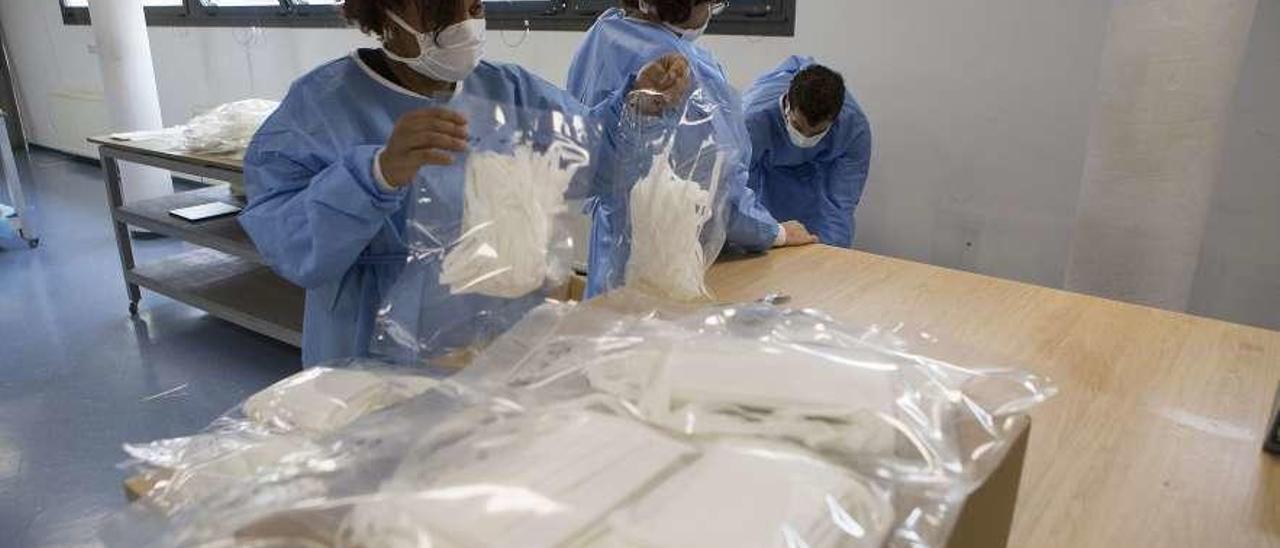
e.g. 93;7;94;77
590;82;739;301
454;293;1058;545
371;93;601;365
119;360;442;515
104;297;1054;548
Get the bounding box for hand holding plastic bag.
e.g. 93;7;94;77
372;93;601;365
614;84;734;301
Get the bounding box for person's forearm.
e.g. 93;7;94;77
241;145;407;288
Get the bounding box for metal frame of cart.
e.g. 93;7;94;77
91;136;303;347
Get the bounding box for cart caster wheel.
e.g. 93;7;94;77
129;302;139;316
26;238;38;249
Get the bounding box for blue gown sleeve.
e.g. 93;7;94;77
578;76;641;200
239;115;407;289
724;155;781;252
744;109;772;197
824;122;873;248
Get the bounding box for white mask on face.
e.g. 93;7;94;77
666;18;710;42
639;0;718;42
783;96;831;149
383;11;486;83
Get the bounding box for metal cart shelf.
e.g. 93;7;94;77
89;135;303;347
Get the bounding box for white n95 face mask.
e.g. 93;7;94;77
383;11;485;83
666;17;711;42
641;0;721;42
783;95;831;148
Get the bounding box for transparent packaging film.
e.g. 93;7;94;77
593;81;739;301
371;93;602;365
106;298;1055;547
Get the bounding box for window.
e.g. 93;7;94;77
60;0;794;36
60;0;187;25
487;0;794;35
62;0;183;6
59;0;340;27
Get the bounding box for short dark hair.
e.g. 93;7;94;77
788;64;847;125
619;0;714;25
343;0;467;41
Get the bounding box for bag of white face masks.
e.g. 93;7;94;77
609;85;736;302
371;93;600;367
593;440;895;548
119;361;442;516
340;409;694;548
242;367;439;435
437;145;578;299
103;299;1055;548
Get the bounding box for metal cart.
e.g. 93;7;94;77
0;109;36;248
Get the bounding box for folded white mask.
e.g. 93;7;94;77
602;441;894;548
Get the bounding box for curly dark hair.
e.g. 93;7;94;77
619;0;715;25
789;64;847;125
342;0;468;41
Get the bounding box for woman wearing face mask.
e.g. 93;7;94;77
240;0;686;366
568;0;819;298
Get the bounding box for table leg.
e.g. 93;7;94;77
102;151;141;315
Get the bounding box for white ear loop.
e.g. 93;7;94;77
439;142;579;298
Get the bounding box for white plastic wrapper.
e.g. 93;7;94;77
181;99;280;154
104;99;278;156
371;93;603;366
103;297;1055;548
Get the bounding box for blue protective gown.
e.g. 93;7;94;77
241;53;626;366
743;56;872;249
568;8;781;297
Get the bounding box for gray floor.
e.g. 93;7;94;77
0;149;301;547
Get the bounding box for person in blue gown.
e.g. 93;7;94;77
567;0;819;298
239;0;684;365
744;56;872;248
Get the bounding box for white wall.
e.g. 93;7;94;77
1188;0;1280;329
2;1;1276;330
1065;0;1259;311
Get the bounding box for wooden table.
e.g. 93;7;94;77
89;135;303;346
709;246;1280;548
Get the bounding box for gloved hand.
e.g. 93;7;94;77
631;53;692;115
379;107;469;188
779;220;820;247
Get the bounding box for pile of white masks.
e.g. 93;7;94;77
104;295;1054;548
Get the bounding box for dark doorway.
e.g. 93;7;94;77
0;20;28;150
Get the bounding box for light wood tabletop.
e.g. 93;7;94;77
88;134;245;173
708;245;1280;548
